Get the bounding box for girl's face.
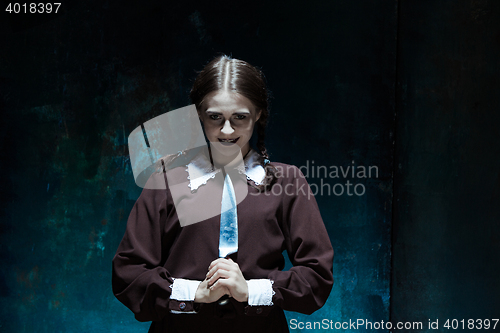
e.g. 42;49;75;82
198;90;261;159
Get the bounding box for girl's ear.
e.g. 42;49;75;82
256;109;262;122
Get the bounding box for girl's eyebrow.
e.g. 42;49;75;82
205;109;251;114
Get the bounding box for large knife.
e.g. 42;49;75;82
219;172;238;258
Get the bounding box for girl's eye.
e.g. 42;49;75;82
209;114;221;120
235;114;247;120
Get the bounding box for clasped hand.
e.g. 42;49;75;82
194;258;249;303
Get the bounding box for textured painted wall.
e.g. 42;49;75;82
392;0;500;331
0;1;395;332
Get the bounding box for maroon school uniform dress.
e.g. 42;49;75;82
112;149;334;333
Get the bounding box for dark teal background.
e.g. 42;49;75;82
0;0;498;332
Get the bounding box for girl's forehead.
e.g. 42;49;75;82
204;90;255;113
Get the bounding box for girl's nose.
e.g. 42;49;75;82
221;120;235;135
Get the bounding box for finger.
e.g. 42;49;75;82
207;259;223;277
210;279;223;291
210;278;232;291
208;258;227;269
207;261;233;279
207;269;231;287
211;278;238;293
224;258;239;270
208;257;234;270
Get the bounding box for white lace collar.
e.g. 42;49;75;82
186;149;266;192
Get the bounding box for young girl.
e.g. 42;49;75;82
112;55;334;333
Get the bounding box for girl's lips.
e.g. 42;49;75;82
218;137;239;145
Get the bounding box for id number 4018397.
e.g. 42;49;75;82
5;3;61;13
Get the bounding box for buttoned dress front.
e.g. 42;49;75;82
112;150;334;333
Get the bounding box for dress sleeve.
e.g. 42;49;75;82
268;166;334;315
112;173;197;321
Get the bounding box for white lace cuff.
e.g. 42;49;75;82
170;278;201;301
246;279;274;306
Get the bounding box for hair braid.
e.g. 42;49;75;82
255;120;278;192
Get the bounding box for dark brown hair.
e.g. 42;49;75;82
190;55;277;191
